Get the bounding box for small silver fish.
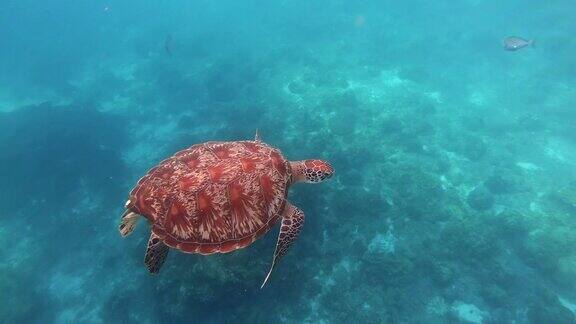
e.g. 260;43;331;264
503;36;534;51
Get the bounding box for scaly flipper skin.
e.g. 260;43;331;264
119;210;140;237
145;232;169;274
261;202;305;288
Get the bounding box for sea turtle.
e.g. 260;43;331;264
119;131;334;287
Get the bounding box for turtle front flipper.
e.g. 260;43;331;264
145;232;169;274
261;202;305;288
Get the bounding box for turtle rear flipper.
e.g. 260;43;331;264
145;233;169;274
119;210;140;237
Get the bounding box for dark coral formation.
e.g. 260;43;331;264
0;102;128;212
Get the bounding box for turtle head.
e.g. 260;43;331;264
291;160;334;184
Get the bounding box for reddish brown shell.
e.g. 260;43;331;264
127;141;291;255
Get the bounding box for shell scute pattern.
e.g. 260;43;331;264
206;160;242;184
176;144;218;169
131;141;291;254
228;172;268;238
130;175;170;221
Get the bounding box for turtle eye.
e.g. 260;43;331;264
318;163;334;179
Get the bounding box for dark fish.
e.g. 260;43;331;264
503;36;534;51
164;34;173;57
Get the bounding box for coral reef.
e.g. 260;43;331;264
527;289;575;324
467;186;495;211
0;102;128;212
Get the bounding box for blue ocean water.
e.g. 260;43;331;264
1;0;576;323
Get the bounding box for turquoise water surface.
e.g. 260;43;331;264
1;1;576;323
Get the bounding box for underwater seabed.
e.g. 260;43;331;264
1;2;576;322
1;49;574;322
